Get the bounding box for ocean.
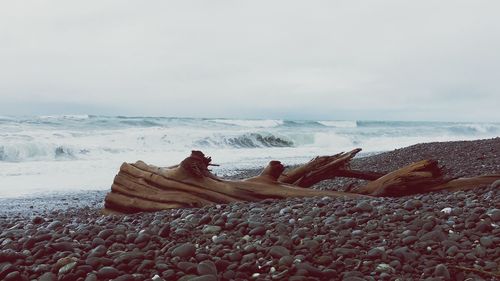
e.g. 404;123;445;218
1;115;499;197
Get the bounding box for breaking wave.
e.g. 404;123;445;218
0;115;499;164
318;120;358;128
211;119;284;128
195;133;294;148
0;144;78;162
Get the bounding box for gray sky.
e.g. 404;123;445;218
1;1;499;121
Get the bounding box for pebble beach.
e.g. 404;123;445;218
1;138;499;281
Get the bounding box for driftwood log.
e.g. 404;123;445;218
103;149;500;214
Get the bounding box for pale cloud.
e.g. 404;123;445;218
0;0;499;121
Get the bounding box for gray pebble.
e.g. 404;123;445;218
96;266;120;279
433;264;450;280
269;245;290;258
172;243;196;259
479;236;493;248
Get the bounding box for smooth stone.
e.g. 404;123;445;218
227;252;242;262
474;245;486;258
446;245;458;256
279;255;294;267
177;261;196;272
38;272;56;281
4;271;22;281
51;242;74;252
375;263;395;273
488;209;500;222
222;270;235;280
134;233;151;244
97;229;114;240
58;261;77;275
302;239;320;251
47;221;63;229
241;253;256;264
249;226;266;236
404;199;423;210
295;228;308;238
114;251;143;264
295;262;328;278
91;237;105;247
89;245;107;257
367;247;385;259
393;247;418;262
355;201;373;212
268;246;290;258
475;221;493;232
84;273;98;281
202;225;221;234
172;243;196;259
389;260;401;270
351;230;364;237
96;266;120;279
479;236;493;248
32;216;44;224
197;260;217;276
434;264;451;280
334;248;359;257
316;255;332;265
420;230;447;242
340;219;356;229
402;236;418;245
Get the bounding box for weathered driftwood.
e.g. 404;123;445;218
103;150;500;214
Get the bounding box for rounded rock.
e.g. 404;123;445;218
172;243;196;259
197;260;217;276
479;236;493;248
433;264;450;280
96;266;120;279
268;246;290;258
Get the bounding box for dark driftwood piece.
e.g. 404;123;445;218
103;150;500;214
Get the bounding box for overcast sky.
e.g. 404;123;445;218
1;1;499;121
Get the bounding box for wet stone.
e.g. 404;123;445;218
367;247;385;259
32;216;44;224
402;236;418;245
269;246;290;258
134;232;151;244
446;245;458;256
47;221;63;229
96;266;120;279
38;272;56;281
249;226;266;236
479;236;493;248
488;209;500;221
355;201;373;212
97;229;114;240
434;264;451;280
202;225;221;234
197;260;217;276
172;243;196;259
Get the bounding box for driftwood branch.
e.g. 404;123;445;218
103;150;500;214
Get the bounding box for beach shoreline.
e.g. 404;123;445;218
0;138;499;280
3;137;498;217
